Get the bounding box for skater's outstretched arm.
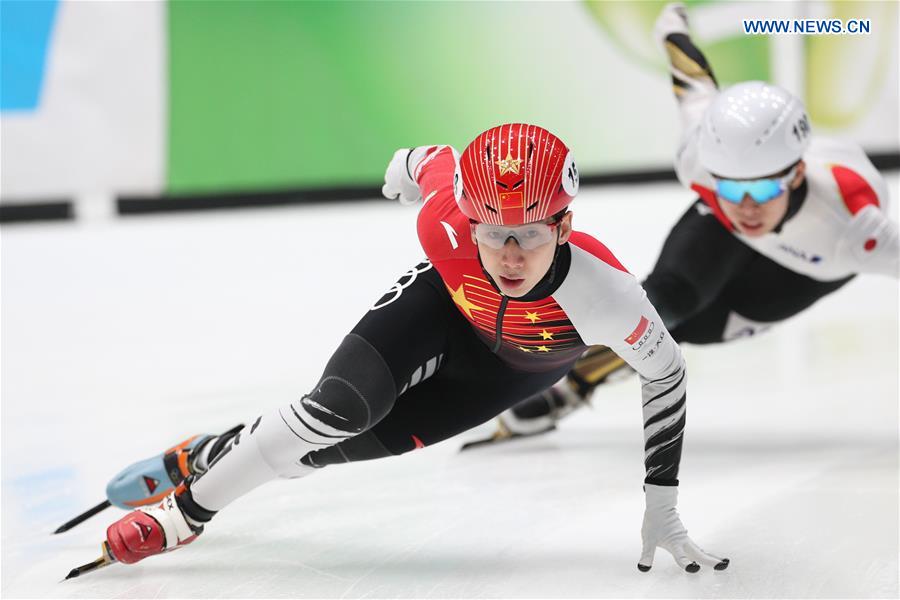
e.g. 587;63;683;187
606;286;728;572
830;162;899;278
549;240;728;572
382;146;457;207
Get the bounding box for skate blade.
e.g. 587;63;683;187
63;542;116;581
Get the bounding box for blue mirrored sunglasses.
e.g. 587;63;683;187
714;168;797;204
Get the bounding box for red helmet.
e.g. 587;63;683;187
454;123;579;225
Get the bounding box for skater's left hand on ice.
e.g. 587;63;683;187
638;484;729;573
382;148;425;205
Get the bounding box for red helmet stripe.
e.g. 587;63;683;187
514;124;525;223
480;127;498;224
537;126;550;209
524;123;538;216
535;128;554;218
543;131;561;218
526;127;543;220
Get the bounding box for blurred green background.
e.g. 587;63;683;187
167;1;897;193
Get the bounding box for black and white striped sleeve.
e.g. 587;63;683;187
633;349;686;485
554;245;687;486
603;285;686;486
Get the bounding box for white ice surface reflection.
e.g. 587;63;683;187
2;178;897;598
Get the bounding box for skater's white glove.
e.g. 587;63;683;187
382;148;427;205
638;484;729;573
653;3;690;49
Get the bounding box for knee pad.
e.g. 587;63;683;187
305;333;397;433
252;333;397;477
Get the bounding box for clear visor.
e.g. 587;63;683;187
473;221;558;250
714;166;797;205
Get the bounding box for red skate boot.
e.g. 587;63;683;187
65;484;217;578
105;488;202;565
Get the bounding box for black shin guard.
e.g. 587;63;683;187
302;333;398;436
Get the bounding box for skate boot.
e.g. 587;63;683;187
106;424;243;509
501;379;587;435
105;488;202;565
54;425;243;534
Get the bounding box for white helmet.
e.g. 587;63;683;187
698;81;811;179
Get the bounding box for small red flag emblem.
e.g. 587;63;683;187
143;476;159;494
624;316;649;345
499;192;524;210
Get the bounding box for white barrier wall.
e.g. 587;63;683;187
0;1;165;202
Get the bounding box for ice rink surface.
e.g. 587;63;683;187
2;178;898;598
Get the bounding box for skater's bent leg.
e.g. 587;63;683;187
189;333;397;513
186;264;451;518
305;348;571;465
671;253;856;344
654;3;718;132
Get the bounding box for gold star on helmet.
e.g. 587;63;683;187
519;346;532;353
524;311;540;324
536;345;551;352
496;151;523;176
540;329;553;340
447;283;483;320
